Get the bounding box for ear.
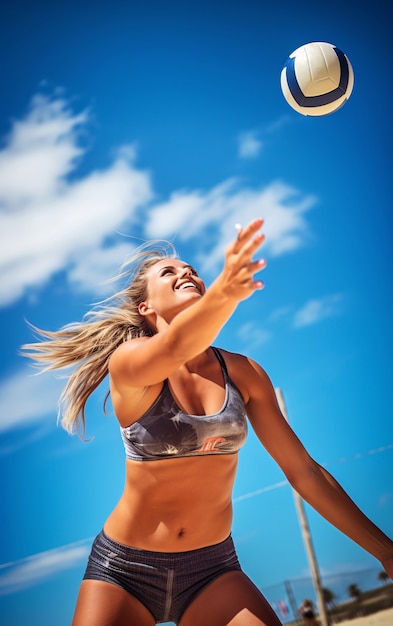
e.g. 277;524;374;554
138;301;154;317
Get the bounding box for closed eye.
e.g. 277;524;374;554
159;267;176;276
159;265;199;277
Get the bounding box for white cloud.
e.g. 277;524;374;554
268;305;293;323
0;539;91;596
234;480;288;504
0;90;316;309
146;178;315;274
146;178;255;245
378;492;393;508
236;321;271;352
238;131;263;159
0;368;63;432
0;94;153;306
0;94;87;204
67;241;137;295
293;294;343;328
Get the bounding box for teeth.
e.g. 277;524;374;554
180;282;197;290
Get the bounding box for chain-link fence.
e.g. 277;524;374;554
260;568;393;624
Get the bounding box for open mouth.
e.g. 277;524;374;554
177;281;200;293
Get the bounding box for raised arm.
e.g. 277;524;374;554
109;218;266;388
244;357;393;578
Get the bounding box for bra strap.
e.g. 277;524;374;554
211;346;228;374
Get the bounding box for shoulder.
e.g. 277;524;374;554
109;337;164;425
109;336;149;363
216;347;270;380
109;336;148;373
215;348;273;404
108;336;156;390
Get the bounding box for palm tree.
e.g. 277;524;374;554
378;570;389;585
348;583;362;601
348;582;362;616
322;587;337;610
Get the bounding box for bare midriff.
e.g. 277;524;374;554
104;453;238;552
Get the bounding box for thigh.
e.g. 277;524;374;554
72;580;156;626
179;571;282;626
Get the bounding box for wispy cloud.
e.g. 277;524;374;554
237;130;263;159
0;93;153;307
234;480;288;504
0;538;91;596
378;492;393;508
0;91;316;307
0;368;63;433
268;305;293;323
236;321;271;353
293;294;343;328
67;241;138;295
146;178;316;274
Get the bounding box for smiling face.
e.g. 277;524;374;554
138;258;205;330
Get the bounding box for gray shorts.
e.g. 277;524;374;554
83;530;242;624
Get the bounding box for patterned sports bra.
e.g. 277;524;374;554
120;347;248;461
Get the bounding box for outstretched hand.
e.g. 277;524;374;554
216;218;266;302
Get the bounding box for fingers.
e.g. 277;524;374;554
231;218;265;266
224;218;266;296
235;218;264;239
240;257;266;291
233;218;264;254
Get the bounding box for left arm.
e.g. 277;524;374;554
243;357;393;577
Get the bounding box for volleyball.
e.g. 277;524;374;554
280;41;354;116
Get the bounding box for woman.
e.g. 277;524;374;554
23;218;393;626
299;599;316;626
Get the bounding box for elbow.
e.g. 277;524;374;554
284;458;323;495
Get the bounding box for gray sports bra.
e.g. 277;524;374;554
120;347;248;461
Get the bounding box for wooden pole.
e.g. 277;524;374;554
275;387;330;626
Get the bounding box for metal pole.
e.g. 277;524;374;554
275;387;330;626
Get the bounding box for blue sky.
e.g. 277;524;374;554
1;0;392;624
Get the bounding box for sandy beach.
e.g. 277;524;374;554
334;607;393;625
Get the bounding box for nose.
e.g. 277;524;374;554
180;266;193;277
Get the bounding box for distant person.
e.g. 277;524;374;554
299;599;317;626
22;219;393;625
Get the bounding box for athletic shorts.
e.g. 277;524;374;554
83;530;242;624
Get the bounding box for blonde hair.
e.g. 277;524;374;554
21;242;177;437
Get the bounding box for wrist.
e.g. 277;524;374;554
208;276;242;306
